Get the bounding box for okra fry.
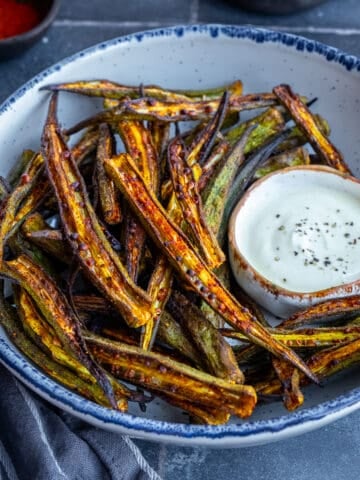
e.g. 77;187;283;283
273;84;351;174
272;357;304;411
41;93;152;328
221;325;360;348
197;140;230;192
96;123;122;225
167;291;244;383
105;153;318;383
2;253;118;408
118;119;158;280
224;107;285;150
161;92;230;201
43;79;243;102
141;255;173;350
168;139;225;269
65;93;277;134
0;288;120;408
0;152;44;264
8;149;35;187
15;286;96;383
144;99;232;343
70;126;100;163
279;296;360;330
85;332;257;418
157;311;204;366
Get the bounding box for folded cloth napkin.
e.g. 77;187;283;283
0;363;162;480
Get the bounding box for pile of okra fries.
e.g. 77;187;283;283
0;78;359;424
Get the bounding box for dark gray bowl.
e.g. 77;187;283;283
232;0;327;14
0;0;61;60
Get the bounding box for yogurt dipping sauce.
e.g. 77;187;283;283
229;166;360;315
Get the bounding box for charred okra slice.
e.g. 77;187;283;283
41;93;152;328
167;291;244;383
95;123;122;225
118;119;158;280
273;84;351;174
42;79;243;102
65;93;277;134
168;139;225;269
279;295;360;330
85;332;257;419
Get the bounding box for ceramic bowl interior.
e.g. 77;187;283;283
0;25;360;447
0;0;61;59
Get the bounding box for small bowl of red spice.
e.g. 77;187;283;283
0;0;60;59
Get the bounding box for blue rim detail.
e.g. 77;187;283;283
1;24;360;442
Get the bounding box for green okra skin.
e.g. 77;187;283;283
2;253;118;409
70;126;100;164
42;79;244;102
168;138;225;269
199;262;231;329
8;149;36;188
224;107;285;151
157;311;204;367
65;92;277;135
118;119;158;282
188;91;230;167
15;128;100;225
202;125;256;245
0;152;44;264
41;93;152;328
140;255;173;351
167;291;244;384
272;357;304;411
20;212;71;265
274;84;351;174
221;325;360;348
274;114;330;154
256;337;360;397
149;121;171;180
254;146;310;180
24;228;72;264
96;123;122;225
279;296;360;330
0;177;10;200
197;140;230;193
15;286;132;409
85;331;258;419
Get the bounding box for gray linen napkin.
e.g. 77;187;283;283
0;363;162;480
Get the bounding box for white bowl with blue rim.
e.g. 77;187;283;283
0;25;360;448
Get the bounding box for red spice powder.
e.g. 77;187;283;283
0;0;40;39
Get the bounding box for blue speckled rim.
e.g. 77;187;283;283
1;24;360;442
